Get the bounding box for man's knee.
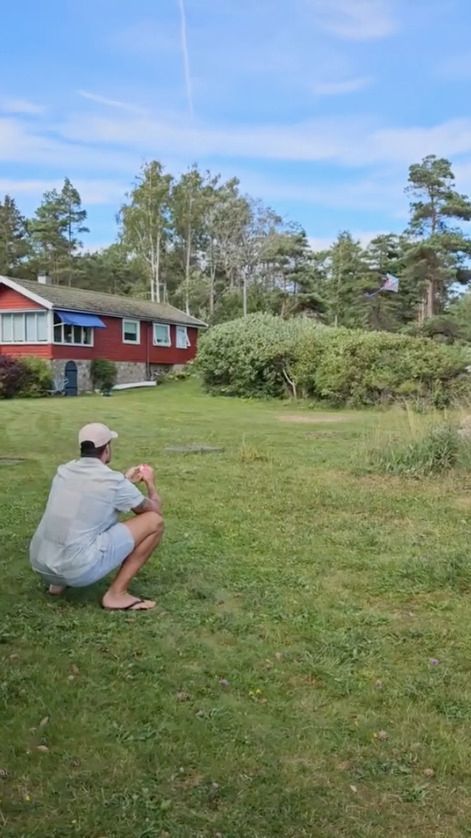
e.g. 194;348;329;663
147;511;164;536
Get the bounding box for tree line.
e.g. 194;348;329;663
1;155;471;333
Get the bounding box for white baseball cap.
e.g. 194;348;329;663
78;422;118;447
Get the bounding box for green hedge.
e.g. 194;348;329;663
197;314;469;406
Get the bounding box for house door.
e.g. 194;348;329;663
65;361;78;396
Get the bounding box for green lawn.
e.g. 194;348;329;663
1;382;471;837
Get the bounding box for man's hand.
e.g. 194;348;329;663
125;465;143;484
139;464;155;484
131;463;161;515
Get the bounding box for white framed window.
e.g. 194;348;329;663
122;319;140;344
176;326;190;349
0;311;48;343
53;314;93;346
153;323;171;346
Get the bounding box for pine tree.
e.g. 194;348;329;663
29;179;88;283
0;195;30;275
322;232;371;327
405;155;471;320
61;178;89;277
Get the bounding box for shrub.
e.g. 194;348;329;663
404;315;464;344
367;423;461;477
0;355;53;398
164;361;196;382
197;313;318;398
198;315;469;407
294;328;467;407
0;356;27;398
18;357;53;397
90;359;117;393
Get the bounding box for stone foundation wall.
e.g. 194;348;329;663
51;359;177;393
115;362;148;385
149;363;173;381
51;359;92;393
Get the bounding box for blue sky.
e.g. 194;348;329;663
1;0;471;249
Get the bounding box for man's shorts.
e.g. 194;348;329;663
39;523;135;588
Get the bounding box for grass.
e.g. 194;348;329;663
2;382;471;836
363;406;470;477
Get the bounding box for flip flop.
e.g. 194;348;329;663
102;597;154;612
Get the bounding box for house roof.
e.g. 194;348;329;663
0;276;206;328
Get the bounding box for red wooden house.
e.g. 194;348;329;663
0;275;206;394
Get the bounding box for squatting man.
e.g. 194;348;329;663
29;422;164;611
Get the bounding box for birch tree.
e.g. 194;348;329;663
119;162;172;302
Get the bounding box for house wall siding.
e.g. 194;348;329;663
0;344;52;358
0;287;51;357
0;287;44;310
148;323;198;365
51;318;199;365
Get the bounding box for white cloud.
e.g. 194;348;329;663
364;119;471;165
0;177;127;205
450;159;471;193
56;110;471;170
309;230;388;250
2;100;471;228
77;90;146;115
311;76;372;96
58;113;352;162
4;104;471;181
239;170;406;213
0;178;55;195
70;179;127;205
79;242;118;254
309;0;398;40
0;98;45;115
0;117;137;173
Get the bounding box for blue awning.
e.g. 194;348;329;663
56;310;106;328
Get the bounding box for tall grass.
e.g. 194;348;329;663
362;405;471;476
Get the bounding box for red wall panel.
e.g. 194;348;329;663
0;287;51;357
52;318;199;364
0;344;52;358
147;324;198;365
0;287;44;310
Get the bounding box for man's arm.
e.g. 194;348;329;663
132;465;162;515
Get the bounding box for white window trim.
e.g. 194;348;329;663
0;310;49;345
176;325;191;349
53;315;95;347
122;318;141;344
53;329;95;347
153;322;171;347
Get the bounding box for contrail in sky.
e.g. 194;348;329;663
177;0;194;119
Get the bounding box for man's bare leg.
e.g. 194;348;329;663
102;512;164;611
